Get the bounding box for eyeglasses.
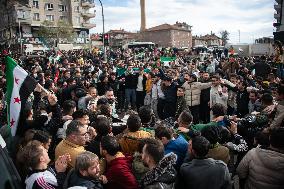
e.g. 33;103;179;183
76;132;89;137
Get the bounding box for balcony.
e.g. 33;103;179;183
81;1;95;8
17;17;32;24
82;22;96;29
274;4;281;11
274;13;280;19
81;12;96;18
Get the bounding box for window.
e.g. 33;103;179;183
33;0;39;8
17;9;26;19
75;16;80;24
59;16;67;21
45;3;54;10
33;13;40;21
46;15;54;21
59;5;67;12
74;6;79;12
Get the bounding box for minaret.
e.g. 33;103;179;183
140;0;146;32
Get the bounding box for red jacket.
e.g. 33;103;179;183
105;155;139;189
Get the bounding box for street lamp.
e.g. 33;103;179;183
97;0;107;62
18;18;23;54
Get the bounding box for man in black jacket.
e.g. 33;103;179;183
161;76;177;120
236;81;250;118
250;56;271;80
121;65;138;111
65;151;103;189
199;72;211;123
176;136;231;189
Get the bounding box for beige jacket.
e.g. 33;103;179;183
237;147;284;189
182;81;211;106
270;100;284;128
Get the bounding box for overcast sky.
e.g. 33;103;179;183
90;0;275;44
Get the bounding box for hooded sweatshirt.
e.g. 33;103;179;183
237;147;284;189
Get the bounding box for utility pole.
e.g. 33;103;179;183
238;29;240;43
18;19;23;54
98;0;107;62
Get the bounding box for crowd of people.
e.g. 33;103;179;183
0;40;284;189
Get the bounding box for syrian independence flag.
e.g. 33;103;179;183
55;50;62;62
6;56;37;136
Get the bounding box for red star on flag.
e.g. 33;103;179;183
14;97;21;104
10;118;15;127
15;77;19;84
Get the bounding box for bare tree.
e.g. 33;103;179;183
38;20;76;47
220;30;230;45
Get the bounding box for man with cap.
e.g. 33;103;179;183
182;72;211;124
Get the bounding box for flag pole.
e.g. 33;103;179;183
36;83;50;96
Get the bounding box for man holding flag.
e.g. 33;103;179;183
5;56;38;136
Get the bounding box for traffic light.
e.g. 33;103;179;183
103;33;110;46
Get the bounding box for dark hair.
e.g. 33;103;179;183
92;117;111;136
191;136;210;158
211;103;225;117
211;75;221;80
219;127;231;144
179;110;193;125
62;100;76;115
177;86;185;91
155;126;172;140
32;130;51;144
127;114;142;132
249;91;258;97
229;73;238;79
138;106;153;124
201;126;220;145
97;98;109;106
67;77;75;85
277;85;284;96
261;93;273;105
66;120;85;136
101;136;120;156
72;109;89;120
105;87;113;93
269;128;284;149
99;74;108;82
99;104;111;117
254;131;269;147
143;138;164;164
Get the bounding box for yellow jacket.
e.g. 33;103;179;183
55;139;85;169
145;79;152;94
119;130;152;155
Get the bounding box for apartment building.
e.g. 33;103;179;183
273;0;284;43
192;33;223;47
0;0;96;51
142;22;192;48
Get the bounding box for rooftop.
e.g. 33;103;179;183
145;23;191;32
193;34;221;40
